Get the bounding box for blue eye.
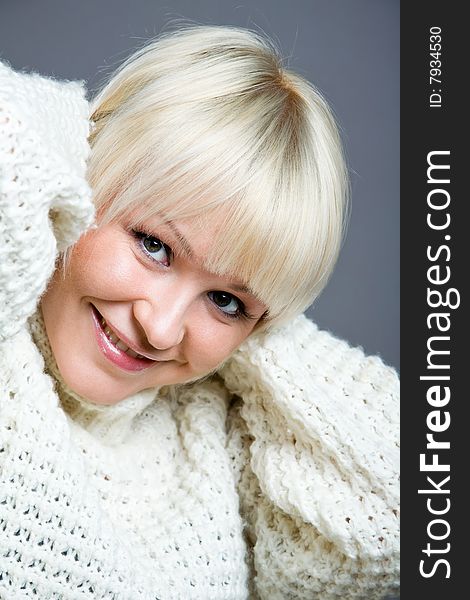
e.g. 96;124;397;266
208;291;243;317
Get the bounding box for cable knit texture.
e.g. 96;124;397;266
0;61;400;599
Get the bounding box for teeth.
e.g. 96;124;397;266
125;347;140;358
115;339;128;352
106;330;120;345
100;316;147;360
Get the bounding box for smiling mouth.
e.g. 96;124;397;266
90;304;157;372
100;316;146;359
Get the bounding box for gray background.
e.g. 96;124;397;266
0;0;399;370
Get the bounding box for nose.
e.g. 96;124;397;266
132;289;189;352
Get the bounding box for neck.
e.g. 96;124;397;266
28;306;159;445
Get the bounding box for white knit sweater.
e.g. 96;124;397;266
0;61;400;600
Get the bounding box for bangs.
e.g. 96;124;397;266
118;192;316;323
88;26;347;326
98;132;332;324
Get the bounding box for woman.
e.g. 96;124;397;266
0;26;399;599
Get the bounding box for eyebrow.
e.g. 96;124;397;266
165;219;193;258
165;219;257;298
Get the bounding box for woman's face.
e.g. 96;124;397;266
40;212;267;404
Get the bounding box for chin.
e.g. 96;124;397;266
55;354;129;406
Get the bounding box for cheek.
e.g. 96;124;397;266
185;318;253;373
69;232;140;300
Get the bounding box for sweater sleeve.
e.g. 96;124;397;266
220;314;400;600
0;61;94;342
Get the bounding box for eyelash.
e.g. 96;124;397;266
130;227;172;266
129;228;255;322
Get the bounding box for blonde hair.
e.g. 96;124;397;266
88;25;349;330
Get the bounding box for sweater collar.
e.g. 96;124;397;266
28;307;159;444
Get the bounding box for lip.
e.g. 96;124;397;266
90;304;157;372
